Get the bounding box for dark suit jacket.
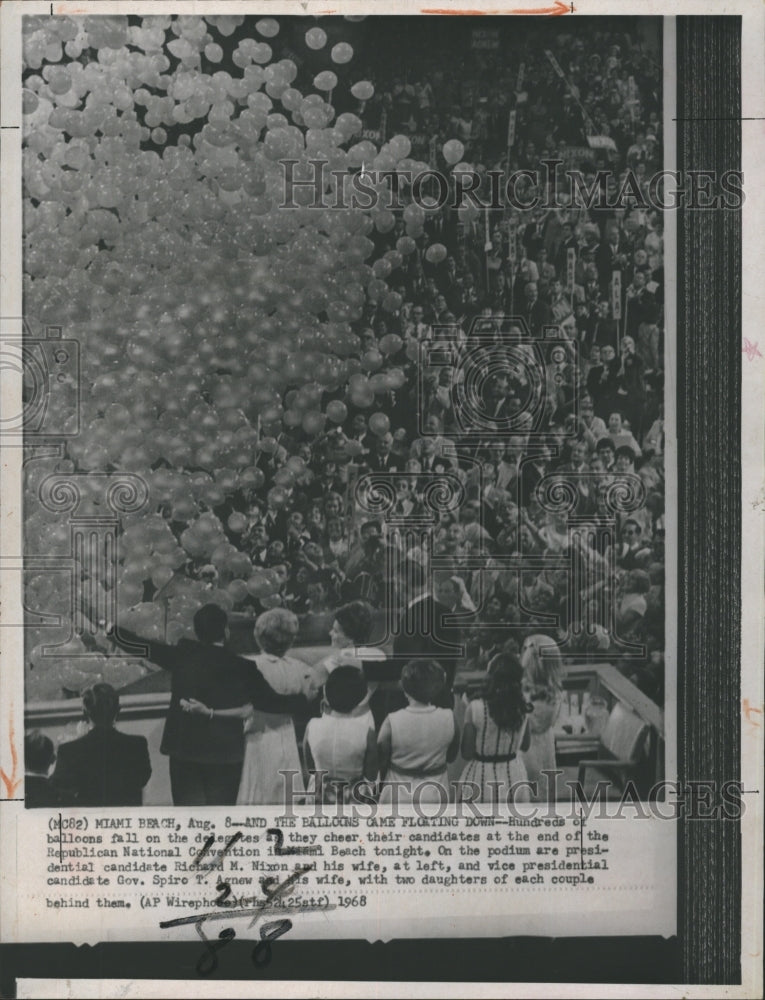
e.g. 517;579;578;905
393;595;462;684
26;773;64;808
51;727;151;807
116;632;307;765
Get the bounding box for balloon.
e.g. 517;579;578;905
228;512;248;533
240;467;265;490
326;399;348;423
350;80;374;100
361;349;383;372
256;17;280;37
379;333;403;356
267;486;289;509
425;242;447;264
443;138;465;165
305;27;327;49
227;578;249;603
302;410;326;436
331;42;354;64
313;71;338;92
151;565;174;589
246;573;272;598
260;594;283;609
368;412;390;436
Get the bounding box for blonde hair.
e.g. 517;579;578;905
255;608;299;656
521;634;563;694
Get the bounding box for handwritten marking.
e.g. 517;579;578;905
193;834;215;868
193;831;244;874
267;826;306;855
742;698;762;727
195;922;235;977
59;813;63;863
160;863;322;929
743;338;762;362
579;810;585;868
0;714;21;799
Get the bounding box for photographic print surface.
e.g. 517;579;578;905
17;14;669;810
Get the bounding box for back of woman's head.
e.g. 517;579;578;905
255;608;299;657
334;600;373;645
324;666;368;715
521;633;563;693
401;659;446;705
485;653;529;731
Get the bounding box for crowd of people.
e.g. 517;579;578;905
175;25;666;706
26;21;666;806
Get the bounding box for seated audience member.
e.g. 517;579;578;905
51;684;151;807
303;666;378;803
24;730;61;808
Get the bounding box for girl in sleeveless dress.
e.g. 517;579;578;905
520;634;564;803
303;666;377;804
457;652;532;805
378;660;460;805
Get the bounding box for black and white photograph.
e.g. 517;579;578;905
18;12;668;810
0;3;760;996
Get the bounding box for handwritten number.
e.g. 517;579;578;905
215;881;232;906
266;827;300;855
252;918;293;968
193;834;215;868
195;921;236;976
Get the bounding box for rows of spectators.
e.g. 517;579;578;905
165;28;666;706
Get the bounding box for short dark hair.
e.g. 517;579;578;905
193;603;228;643
83;683;120;727
25;729;55;773
324;666;368;714
596;437;615;453
615;445;636;465
623;518;642;534
401;659;446;705
334;601;374;644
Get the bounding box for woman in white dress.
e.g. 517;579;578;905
378;660;459;805
457;652;532;805
183;609;319;805
520;634;564;803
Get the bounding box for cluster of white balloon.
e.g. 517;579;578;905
22;13;474;698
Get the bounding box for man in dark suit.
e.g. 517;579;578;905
25;730;62;808
392;559;462;708
51;684;151;807
367;432;400;473
110;604;311;806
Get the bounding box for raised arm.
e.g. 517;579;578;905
107;626;181;672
